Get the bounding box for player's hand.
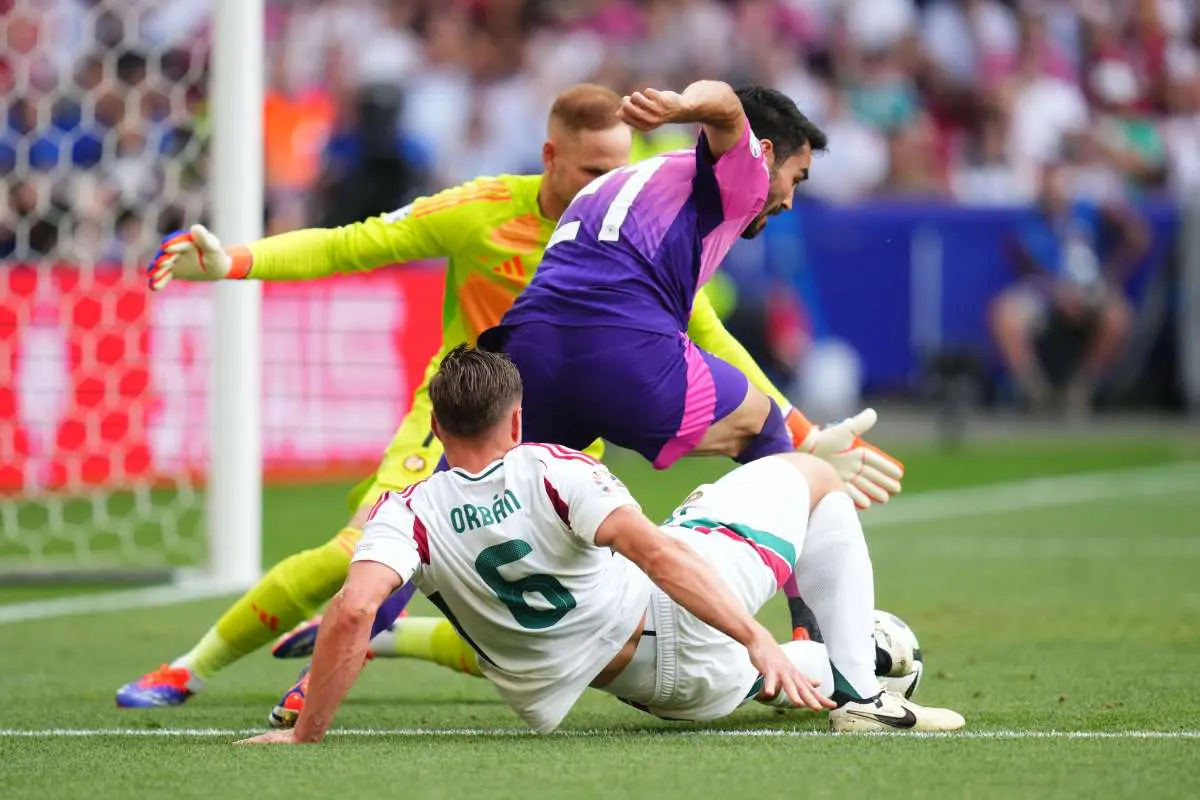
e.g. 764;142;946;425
798;408;904;510
746;630;834;712
618;88;687;132
146;224;235;291
234;729;302;745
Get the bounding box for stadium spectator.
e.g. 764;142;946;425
988;161;1149;415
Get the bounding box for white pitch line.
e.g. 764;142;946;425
865;461;1200;528
1;728;1199;740
2;461;1198;626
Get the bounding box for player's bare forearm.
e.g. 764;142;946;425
598;508;764;649
675;81;744;158
292;563;399;742
619;82;744;158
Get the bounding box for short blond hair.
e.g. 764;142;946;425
548;84;622;134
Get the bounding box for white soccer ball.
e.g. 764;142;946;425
873;609;924;698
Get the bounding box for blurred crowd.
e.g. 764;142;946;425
3;0;1200;261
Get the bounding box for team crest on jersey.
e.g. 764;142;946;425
403;454;427;472
592;468;626;495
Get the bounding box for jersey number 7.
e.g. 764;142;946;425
546;157;668;250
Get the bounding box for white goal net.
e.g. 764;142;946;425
1;0;212;581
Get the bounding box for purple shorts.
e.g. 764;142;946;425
481;322;748;469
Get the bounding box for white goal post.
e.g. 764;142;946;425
208;0;264;589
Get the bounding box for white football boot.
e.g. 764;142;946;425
830;690;965;733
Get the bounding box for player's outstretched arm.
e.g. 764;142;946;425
146;180;495;290
618;80;743;159
236;561;401;745
594;507;833;711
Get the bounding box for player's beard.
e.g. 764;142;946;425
741;211;770;239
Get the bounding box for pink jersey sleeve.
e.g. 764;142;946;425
712;118;770;225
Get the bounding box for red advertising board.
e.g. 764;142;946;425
0;265;445;491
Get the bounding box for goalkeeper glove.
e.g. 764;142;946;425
147;224;252;291
784;405;904;510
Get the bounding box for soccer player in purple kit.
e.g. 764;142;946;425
483;82;826;470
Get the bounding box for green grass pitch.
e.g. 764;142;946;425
2;437;1200;799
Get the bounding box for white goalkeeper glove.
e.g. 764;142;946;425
147;224;251;291
794;407;904;510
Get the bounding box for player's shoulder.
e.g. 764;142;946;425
516;442;602;469
405;174;530;225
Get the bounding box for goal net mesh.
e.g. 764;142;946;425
1;0;211;580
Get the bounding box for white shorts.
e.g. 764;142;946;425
601;456;810;721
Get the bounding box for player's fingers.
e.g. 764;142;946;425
844;408;878;437
149;270;173;292
863;442;905;478
164;239;197;256
852;474;892;505
843;480;872;510
629;91;662;117
190;223;221;253
760;669;779;704
618;101;656;131
857;463;902;496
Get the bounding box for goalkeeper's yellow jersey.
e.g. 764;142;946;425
243;173;789;409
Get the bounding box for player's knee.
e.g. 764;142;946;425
775;452;841;508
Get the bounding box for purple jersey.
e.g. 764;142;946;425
499;120;770;335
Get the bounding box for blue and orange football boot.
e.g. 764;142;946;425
115;664;201;708
271;615;322;660
268;666;309;729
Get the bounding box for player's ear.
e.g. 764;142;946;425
759;138;775;170
542;140;555;171
510;404;522;444
430;413;442;443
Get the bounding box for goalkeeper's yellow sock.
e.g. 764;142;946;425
372;617;482;678
176;527;361;680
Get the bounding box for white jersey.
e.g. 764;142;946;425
353;443;653;733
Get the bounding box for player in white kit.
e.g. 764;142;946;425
238;346;963;743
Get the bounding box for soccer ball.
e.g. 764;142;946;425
873;609;924;699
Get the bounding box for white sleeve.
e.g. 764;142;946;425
542;452;639;546
351;492;424;583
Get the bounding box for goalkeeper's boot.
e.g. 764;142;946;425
271;607;409;659
268;666;309;729
271;615;323;660
115;664;201;708
830;691;964;733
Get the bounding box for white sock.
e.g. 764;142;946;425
793;492;880;700
758;640;835;708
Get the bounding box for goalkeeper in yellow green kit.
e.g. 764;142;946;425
116;84;902;708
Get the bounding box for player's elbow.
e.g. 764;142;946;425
333;585;382;629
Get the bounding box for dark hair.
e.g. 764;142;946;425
429;344;523;439
735;85;828;162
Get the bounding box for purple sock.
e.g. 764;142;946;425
371;582;418;638
735;398;793;463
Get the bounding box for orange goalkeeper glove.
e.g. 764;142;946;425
784;405;904;510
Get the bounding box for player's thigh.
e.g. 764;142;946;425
487;322;596;451
572;330;746;468
669;456;813;565
346;392;442;523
